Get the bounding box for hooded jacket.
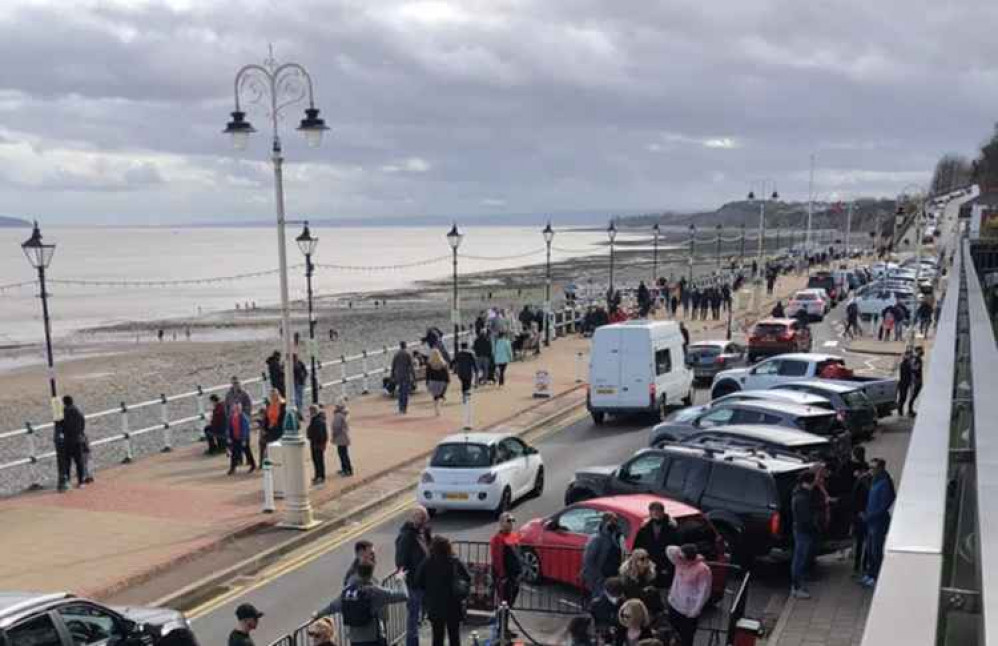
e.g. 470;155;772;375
665;546;712;619
582;524;622;592
865;471;896;529
317;576;407;644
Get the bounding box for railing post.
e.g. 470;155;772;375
24;422;41;490
121;402;133;463
316;359;324;399
340;355;347;398
160;394;172;452
362;350;370;395
196;384;206;421
575;351;585;384
383;345;391;379
463;390;473;431
259;372;269;401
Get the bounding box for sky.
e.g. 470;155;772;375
0;0;996;225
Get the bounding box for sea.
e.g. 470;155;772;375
0;224;677;346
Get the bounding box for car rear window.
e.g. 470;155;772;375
688;346;721;359
799;414;837;436
795;293;816;300
842;390;871;408
430;443;491;468
705;464;773;507
754;323;787;335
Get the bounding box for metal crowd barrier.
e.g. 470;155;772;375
0;307;585;491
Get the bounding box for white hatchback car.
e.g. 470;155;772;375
786;289;829;321
419;433;544;516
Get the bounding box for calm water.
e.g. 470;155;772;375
0;225;659;344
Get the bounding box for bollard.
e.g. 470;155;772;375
575;352;585;383
259;372;269;401
261;458;276;513
160;394;172;452
121;402;133;463
25;422;41;490
340;354;347;387
462;390;473;431
361;350;370;394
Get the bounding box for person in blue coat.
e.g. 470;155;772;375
492;333;514;387
861;458;895;587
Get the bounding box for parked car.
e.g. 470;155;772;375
709;389;834;411
0;592;190;646
564;446;850;561
772;381;877;440
710;353;898;417
785;290;829;321
849;284;916;320
648;399;850;460
676;424;834;461
686;340;748;383
516;493;728;596
746;318;812;362
587;321;694;424
806;272;840;302
419;433;544;516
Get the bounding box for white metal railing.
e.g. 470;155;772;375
0;308;585;491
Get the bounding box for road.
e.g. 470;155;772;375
187;301;895;646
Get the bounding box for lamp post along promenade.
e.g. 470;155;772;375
447;224;463;356
296;222;320;405
223;51;329;530
542;222;554;346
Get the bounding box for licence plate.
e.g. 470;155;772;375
595;387;616;395
443;493;469;500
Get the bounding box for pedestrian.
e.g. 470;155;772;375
678;322;689;353
771;300;785;318
414;535;471;646
57;395;87;491
917;299;933;337
894;303;909;342
305;618;338;646
473;330;493;385
453;342;477;401
492;332;513;388
880;308;894;342
204;394;227;454
633;501;678;589
228;603;263;646
908;346;924;417
261;389;286;463
845;300;860;338
395;506;432;646
861;458;896;587
426;348;450;416
224;376;253;417
306;404;327;484
331;400;353;476
618;549;657;602
590;577;625;644
566;615;594;646
896;350;912;416
582;513;624;600
391;341;416;415
265;351;285;396
851;460;872;578
343;540;377;588
293;354;308;412
490;512;523;607
790;471;818;598
227;402;256;475
661;545;709;646
616;599;654;646
316;561;408;646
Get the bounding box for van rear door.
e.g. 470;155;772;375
619;329;653;408
590;327;622;408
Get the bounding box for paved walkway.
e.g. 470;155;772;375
0;269;816;601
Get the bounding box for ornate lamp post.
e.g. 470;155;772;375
223;51;329;530
688;224;696;283
542;222;555;346
295;222;320;405
21;222;62;486
747;182;779;312
607;221;617;295
652;223;660;284
447;223;463;356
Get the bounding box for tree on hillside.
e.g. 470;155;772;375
972;123;998;192
931;154;972;195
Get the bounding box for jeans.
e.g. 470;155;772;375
430;614;461;646
496;363;508;386
229;440;256;473
866;520;889;580
668;605;699;646
405;588;422;646
909;381;923;413
398;381;411;414
337;445;353;474
852;520;867;573
475;357;491;384
310;442;326;480
791;529;815;590
294;384;304;412
59;442;85;486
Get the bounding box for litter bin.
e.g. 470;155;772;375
268;441;285;499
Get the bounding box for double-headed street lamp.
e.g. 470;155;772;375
715;224;723;269
22;223;61;479
224;52;329;530
607;221;617;295
652;223;660;284
447;223;463;356
295;222;320;405
748;183;779;312
542;222;555;346
688;224;696;283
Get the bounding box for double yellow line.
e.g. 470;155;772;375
188;496;414;620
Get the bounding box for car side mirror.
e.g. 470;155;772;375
544;518;560;531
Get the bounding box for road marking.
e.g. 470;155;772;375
823;340;839;348
187;496;414;620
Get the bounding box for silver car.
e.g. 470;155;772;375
686;340;747;382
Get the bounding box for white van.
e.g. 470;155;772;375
587;321;694;424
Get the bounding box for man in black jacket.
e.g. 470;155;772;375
633;501;678;588
897;351;913;416
58;395;87;491
453;343;477;402
791;472;817;599
395;506;431;646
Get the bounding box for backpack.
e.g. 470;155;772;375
341;584;375;627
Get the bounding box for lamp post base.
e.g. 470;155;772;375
277;436;320;530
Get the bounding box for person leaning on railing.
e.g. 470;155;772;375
315;561;407;646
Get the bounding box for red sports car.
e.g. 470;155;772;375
516;494;730;597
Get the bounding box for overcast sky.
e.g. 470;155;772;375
0;0;995;225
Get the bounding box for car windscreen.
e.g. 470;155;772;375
799;413;837;436
753;323;788;335
842;390;872;409
430;443;492;468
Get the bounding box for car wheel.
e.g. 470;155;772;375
591;411;605;425
530;467;545;498
711;381;739;400
494;487;512;518
520;547;542;584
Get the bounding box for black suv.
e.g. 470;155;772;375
564;446;849;561
0;592;190;646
